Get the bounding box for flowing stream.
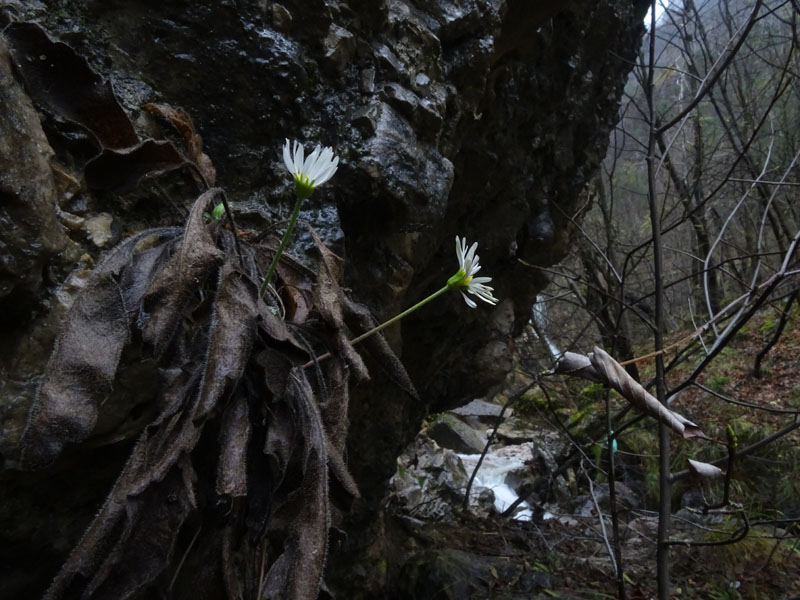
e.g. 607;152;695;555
532;297;561;358
458;443;535;521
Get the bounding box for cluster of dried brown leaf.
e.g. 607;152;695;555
9;22;418;600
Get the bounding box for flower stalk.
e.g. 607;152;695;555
301;236;498;368
349;285;450;345
260;193;304;298
260;139;339;299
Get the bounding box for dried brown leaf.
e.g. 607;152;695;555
138;264;258;489
140;190;224;356
84;139;193;194
217;394;250;497
43;435;150;599
83;462;196;600
144;102;216;186
266;371;330;600
192;264;258;419
589;346;709;439
5;22;139;149
320;361;359;500
309;230;370;380
554;351;604;382
688;458;724;479
20;229;178;468
343;296;420;400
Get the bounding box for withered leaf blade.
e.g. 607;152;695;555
43;435;150;599
20;229;179;469
192;265;258;419
320;362;359;499
688;458;724;479
139;189;224;356
263;396;294;491
217;394;250;497
309;230;370;380
589;346;709;439
5;22;139;149
83;463;196;600
84;139;192;194
267;371;330;600
144;102;217;186
138;264;258;489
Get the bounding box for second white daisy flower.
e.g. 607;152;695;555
447;236;499;308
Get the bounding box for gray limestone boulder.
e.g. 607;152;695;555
428;413;488;454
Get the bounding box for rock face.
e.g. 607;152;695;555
0;0;649;597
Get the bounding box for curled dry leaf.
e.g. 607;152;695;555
589;346;708;439
261;371;330;600
688;458;724;479
309;229;370;380
217;394;251;498
588;347;709;439
554;351;604;382
343;295;420;401
556;346;709;440
84;139;192;194
144;102;217;186
139;188;224;357
7;23;206;197
20;228;179;469
5;22;139;149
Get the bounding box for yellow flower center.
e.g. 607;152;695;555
293;173;316;199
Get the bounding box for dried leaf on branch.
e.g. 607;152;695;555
687;459;724;479
556;347;709;439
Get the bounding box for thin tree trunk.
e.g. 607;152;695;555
645;4;671;598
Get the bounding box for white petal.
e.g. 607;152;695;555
302;145;322;176
283;139;294;173
470;276;492;284
308;147;328;180
461;291;477;308
455;236;466;270
314;156;338;185
293;140;304;174
469;283;499;305
464;242;478;275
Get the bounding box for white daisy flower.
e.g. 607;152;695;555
282;138;339;198
446;236;499;308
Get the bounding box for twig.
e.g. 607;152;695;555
582;459;619;578
671;417;800;483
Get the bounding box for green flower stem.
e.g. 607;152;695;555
260;192;306;299
300;285;450;369
349;285;449;345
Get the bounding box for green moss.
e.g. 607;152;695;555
759;318;777;336
707;375;730;393
514;387;548;418
578;382;606;403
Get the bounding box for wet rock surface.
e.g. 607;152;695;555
0;0;649;597
428;412;488;454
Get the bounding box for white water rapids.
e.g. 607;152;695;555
458;443;536;521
